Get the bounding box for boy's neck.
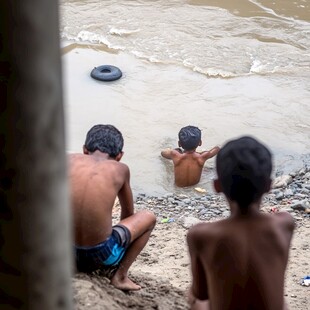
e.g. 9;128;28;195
183;148;196;154
228;200;262;218
89;150;113;160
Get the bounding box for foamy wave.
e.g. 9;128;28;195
129;50;300;78
183;60;236;78
250;59;264;73
131;50;161;63
131;50;146;58
249;62;282;75
184;57;295;77
296;123;310;129
248;56;303;75
109;27;140;36
61;31;125;50
248;0;309;26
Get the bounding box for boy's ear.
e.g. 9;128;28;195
199;140;202;146
178;141;181;147
213;179;222;193
115;151;124;162
83;146;89;154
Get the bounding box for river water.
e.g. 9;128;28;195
59;0;310;196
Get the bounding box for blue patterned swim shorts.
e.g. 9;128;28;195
75;224;131;273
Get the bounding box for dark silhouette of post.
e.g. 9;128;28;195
0;1;73;309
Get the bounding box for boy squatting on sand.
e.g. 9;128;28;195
161;125;220;187
69;124;156;291
187;136;295;310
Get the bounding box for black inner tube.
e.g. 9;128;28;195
101;68;111;73
90;65;122;82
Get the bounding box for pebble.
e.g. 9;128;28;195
135;166;310;224
291;202;307;212
273;175;293;188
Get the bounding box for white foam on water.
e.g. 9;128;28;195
249;59;263;73
248;0;309;25
62;30;126;51
109;27;141;36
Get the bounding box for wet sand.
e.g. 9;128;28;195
72;201;310;310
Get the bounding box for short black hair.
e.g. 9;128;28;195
178;125;201;151
84;124;124;158
216;136;272;208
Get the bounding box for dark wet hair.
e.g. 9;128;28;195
178;125;201;151
216;136;272;209
84;124;124;158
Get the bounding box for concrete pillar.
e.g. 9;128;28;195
0;1;73;309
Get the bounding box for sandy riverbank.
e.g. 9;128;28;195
72;221;309;310
72;167;310;310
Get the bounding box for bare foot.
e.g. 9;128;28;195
110;275;141;291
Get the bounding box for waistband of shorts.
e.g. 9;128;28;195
74;235;113;251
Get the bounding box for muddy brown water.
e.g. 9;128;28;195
60;0;310;196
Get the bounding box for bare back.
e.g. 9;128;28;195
173;152;207;187
188;212;295;310
161;148;219;187
69;153;133;246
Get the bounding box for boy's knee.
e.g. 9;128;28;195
139;210;156;227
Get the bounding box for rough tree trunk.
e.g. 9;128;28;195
0;1;73;309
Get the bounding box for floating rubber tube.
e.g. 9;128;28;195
90;65;122;82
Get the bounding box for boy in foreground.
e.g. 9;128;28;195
161;125;220;187
69;124;156;291
187;136;295;309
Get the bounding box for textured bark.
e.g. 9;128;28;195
0;1;73;309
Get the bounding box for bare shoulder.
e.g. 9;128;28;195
68;153;84;162
69;154;129;179
116;161;130;175
274;211;296;232
170;148;183;157
187;220;224;244
68;153;88;170
199;146;220;160
260;211;295;238
162;148;185;161
102;160;130;177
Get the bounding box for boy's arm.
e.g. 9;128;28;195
187;227;209;304
118;165;134;220
200;146;220;160
161;148;181;159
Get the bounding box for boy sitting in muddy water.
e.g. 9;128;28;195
161;125;220;187
187;136;295;310
69;124;156;291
